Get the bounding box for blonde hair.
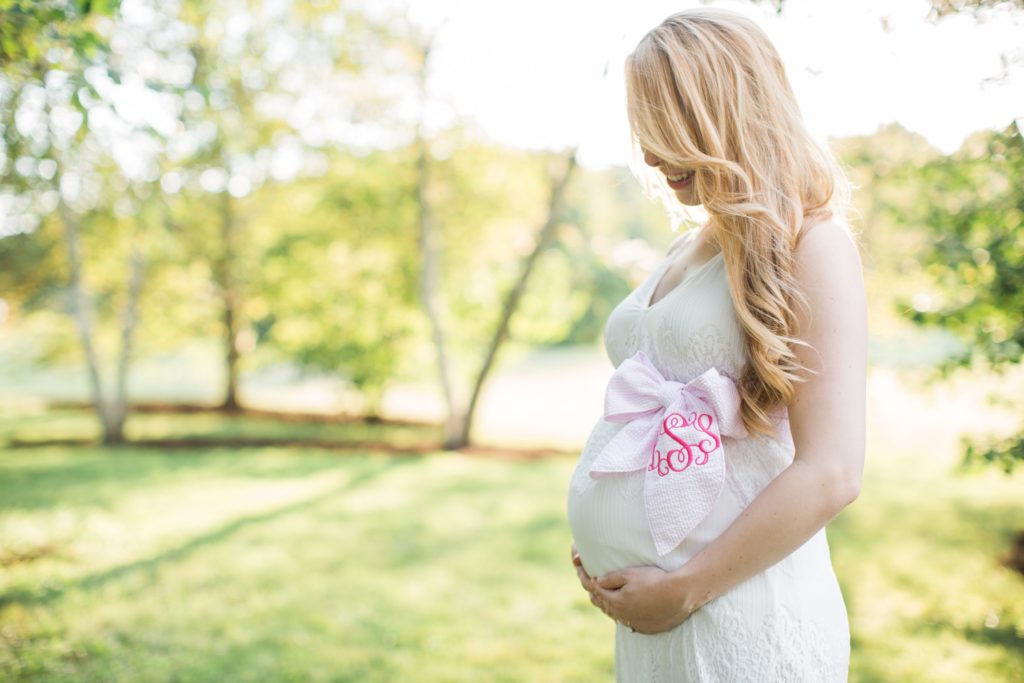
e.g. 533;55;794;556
624;7;856;438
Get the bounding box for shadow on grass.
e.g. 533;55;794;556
962;622;1024;651
0;456;413;610
6;436;573;462
44;400;432;424
0;446;359;510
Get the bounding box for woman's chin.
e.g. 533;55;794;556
671;187;699;206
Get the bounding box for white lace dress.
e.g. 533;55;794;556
566;229;850;682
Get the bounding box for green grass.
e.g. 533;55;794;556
831;450;1023;682
0;406;1022;682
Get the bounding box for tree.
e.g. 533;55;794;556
396;22;580;449
894;121;1024;473
247;147;422;418
167;0;367;411
0;0;155;444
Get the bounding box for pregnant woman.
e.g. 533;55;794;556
566;7;867;682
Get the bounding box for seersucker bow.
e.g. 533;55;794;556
588;349;749;556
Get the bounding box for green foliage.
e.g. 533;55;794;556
430;143;580;356
239;148;422;408
0;156;185;367
1;0;421;412
0;0;116;205
887;121;1024;471
0;0;118;68
902;124;1023;368
0;0;126;355
928;0;1024;19
0;221;65;311
961;431;1024;475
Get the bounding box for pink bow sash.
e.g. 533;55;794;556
588;350;750;556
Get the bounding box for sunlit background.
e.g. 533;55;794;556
1;0;1022;681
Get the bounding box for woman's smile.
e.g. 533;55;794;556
666;170;695;189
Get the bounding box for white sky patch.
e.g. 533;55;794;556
415;0;1024;168
10;0;1021;187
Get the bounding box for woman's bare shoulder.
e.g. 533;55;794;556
797;215;861;248
794;217;863;271
791;217;866;346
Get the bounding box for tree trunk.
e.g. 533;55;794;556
417;132;462;446
412;40;463;447
111;233;146;441
214;188;243;412
455;151;578;448
61;203;122;443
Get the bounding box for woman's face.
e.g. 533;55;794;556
643;148;700;206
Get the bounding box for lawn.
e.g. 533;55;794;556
0;398;1022;682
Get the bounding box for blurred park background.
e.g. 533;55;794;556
1;0;1023;681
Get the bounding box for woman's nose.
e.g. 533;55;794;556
643;149;661;168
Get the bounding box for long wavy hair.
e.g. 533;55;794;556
624;7;857;439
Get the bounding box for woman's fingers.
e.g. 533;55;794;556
571;543;583;568
595;570;628;590
576;564;595;591
571;543;595;591
590;592;614;620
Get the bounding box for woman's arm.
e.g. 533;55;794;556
589;219;868;634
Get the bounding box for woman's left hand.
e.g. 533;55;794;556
588;565;698;635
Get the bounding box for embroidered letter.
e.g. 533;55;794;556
648;410;722;477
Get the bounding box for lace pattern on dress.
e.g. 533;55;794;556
615;595;849;683
722;434;792;509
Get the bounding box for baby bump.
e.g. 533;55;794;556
566;420;743;579
567;419;655;577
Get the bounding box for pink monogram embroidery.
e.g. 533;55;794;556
648;409;722;476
